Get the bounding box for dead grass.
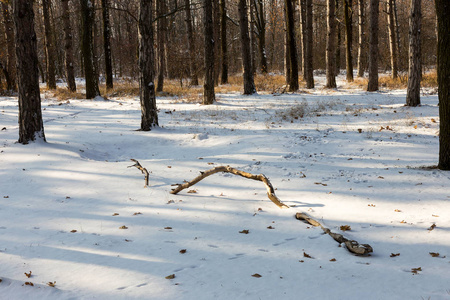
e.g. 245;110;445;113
421;70;437;88
50;87;86;100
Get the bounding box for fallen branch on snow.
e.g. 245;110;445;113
128;159;149;187
170;165;289;209
295;212;373;255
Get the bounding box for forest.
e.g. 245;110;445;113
1;0;450;299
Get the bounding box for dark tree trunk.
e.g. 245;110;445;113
299;0;306;76
1;1;17;91
13;0;45;144
220;0;228;84
326;0;337;88
238;0;256;94
185;0;198;86
357;0;365;77
255;0;268;74
344;0;353;82
42;0;56;89
80;0;100;99
156;0;166;92
335;0;341;75
436;0;450;169
138;0;158;130
367;0;379;92
203;0;215;103
387;0;398;79
406;0;421;107
61;0;76;92
213;0;220;85
304;0;314;88
285;0;298;91
249;0;256;74
285;3;291;84
101;0;113;90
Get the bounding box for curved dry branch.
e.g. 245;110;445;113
170;165;289;209
296;212;373;255
128;159;149;187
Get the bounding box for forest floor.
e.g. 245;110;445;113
0;74;449;299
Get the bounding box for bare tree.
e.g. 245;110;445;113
436;0;450;169
344;0;353;82
238;0;256;94
285;0;298;91
1;1;16;91
356;0;365;77
406;0;421;106
325;0;337;88
185;0;198;86
42;0;56;89
61;0;76;92
13;0;45;144
254;0;268;74
304;0;314;88
387;0;398;79
367;0;379;92
156;0;166;92
101;0;113;90
138;0;158;130
203;0;215;103
220;0;228;84
299;0;306;76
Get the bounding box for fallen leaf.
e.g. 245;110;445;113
179;249;187;254
133;212;142;215
165;274;175;280
394;209;401;212
329;258;336;262
299;260;304;263
429;252;440;257
124;239;132;242
400;220;407;224
24;271;32;278
119;225;128;229
314;182;327;186
70;230;77;233
267;226;275;229
378;176;384;179
340;225;351;231
357;128;363;133
432;214;439;217
303;252;313;258
47;281;56;287
390;253;400;257
24;282;34;286
112;213;119;216
167;166;172;168
3;196;9;198
428;223;436;231
368;204;376;207
411;267;422;274
187;190;197;193
164;227;173;230
431;118;436;123
251;273;262;278
239;230;250;234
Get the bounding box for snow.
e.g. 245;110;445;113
1;75;449;299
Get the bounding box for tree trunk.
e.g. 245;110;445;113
80;0;100;99
61;0;76;92
220;0;228;84
436;0;450;169
304;0;314;88
367;0;379;92
285;0;298;91
1;1;17;91
393;0;401;71
284;3;291;85
255;0;268;74
249;0;256;75
101;0;113;90
185;0;198;86
356;0;365;77
344;0;353;82
156;0;166;92
238;0;256;94
13;0;45;144
335;0;341;75
203;0;215;103
387;0;398;79
42;0;56;89
299;0;306;77
325;0;337;88
138;0;158;130
213;0;220;85
406;0;421;107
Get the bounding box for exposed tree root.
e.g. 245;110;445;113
296;212;373;255
128;159;149;187
170;165;289;209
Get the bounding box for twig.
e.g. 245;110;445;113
170;165;289;209
128;159;149;187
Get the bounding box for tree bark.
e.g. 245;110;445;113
335;0;341;76
13;0;45;144
156;0;166;92
344;0;353;82
326;0;337;88
42;0;56;89
138;0;159;130
213;0;221;85
367;0;379;92
101;0;113;90
185;0;198;86
61;0;76;92
255;0;268;74
387;0;398;79
356;0;365;77
80;0;100;99
304;0;314;88
238;0;256;94
406;0;421;107
203;0;215;103
220;0;228;84
1;1;17;91
285;0;298;91
299;0;306;77
436;0;450;169
284;3;291;85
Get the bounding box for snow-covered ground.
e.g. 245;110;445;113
1;76;449;299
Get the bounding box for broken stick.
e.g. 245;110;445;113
295;212;373;255
170;165;289;209
128;159;149;187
